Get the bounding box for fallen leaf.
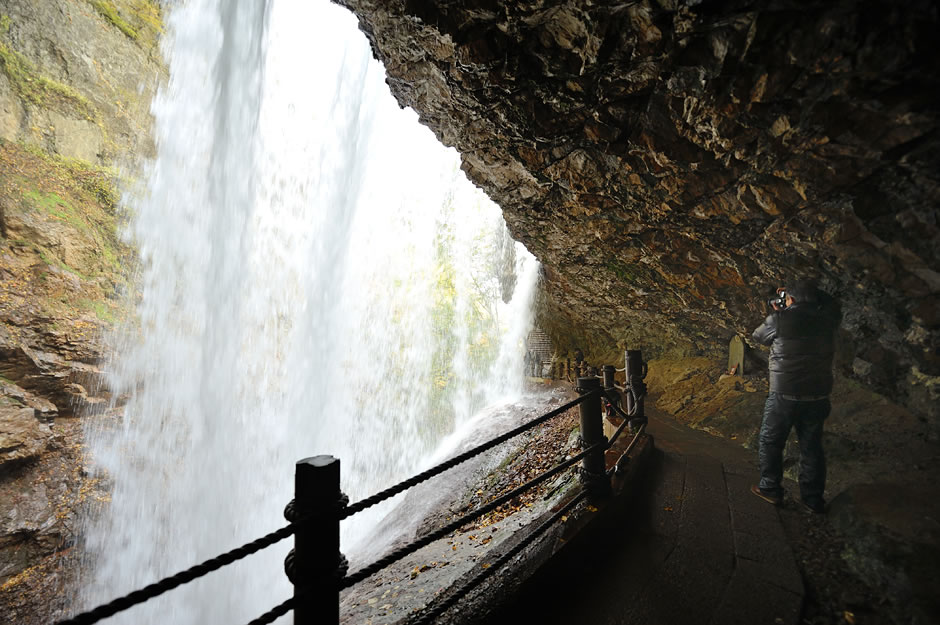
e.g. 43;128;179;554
844;611;856;624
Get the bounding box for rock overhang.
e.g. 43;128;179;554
335;0;939;428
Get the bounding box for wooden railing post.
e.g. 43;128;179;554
624;350;648;429
288;456;346;625
577;376;610;497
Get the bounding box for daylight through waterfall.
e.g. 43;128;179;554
79;1;539;623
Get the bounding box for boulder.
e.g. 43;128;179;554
0;403;51;470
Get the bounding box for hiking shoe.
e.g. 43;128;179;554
800;499;826;514
750;484;783;506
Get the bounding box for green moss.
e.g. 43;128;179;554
24;190;92;234
129;1;163;34
0;14;11;34
88;0;139;40
606;258;640;282
85;1;163;46
6;144;123;277
6;237;87;280
80;298;115;323
1;140;128;330
0;42;96;120
18;143;120;212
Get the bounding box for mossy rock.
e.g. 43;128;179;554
0;139;129;328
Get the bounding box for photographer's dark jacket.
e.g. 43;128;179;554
752;295;841;396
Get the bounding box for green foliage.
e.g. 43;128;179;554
424;199;516;426
0;14;11;34
0;42;96;120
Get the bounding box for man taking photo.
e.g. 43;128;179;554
750;279;842;513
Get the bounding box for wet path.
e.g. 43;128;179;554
487;409;804;625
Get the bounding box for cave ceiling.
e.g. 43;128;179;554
336;0;939;422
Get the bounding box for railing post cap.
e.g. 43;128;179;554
577;376;600;388
298;455;337;468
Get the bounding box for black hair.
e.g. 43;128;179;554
787;279;820;303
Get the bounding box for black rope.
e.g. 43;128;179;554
340;440;604;589
411;489;590;625
342;389;601;519
56;523;298;625
603;389;645;448
605;389;645;422
245;597;294;625
607;424;647;477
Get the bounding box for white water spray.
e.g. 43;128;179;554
80;1;540;622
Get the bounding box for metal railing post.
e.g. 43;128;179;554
602;364;615;390
624;350;648;429
577;376;610;497
287;456;347;625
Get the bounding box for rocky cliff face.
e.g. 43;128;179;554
0;0;163;614
336;0;939;432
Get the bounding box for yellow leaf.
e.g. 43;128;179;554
844;611;856;624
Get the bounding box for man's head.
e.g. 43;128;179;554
786;279;820;305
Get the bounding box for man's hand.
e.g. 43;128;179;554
772;286;786;310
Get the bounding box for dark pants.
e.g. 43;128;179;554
758;392;830;505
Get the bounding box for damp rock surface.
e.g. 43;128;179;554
0;0;163;618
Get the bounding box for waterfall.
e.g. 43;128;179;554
79;1;540;623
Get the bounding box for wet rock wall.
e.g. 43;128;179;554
0;0;163;609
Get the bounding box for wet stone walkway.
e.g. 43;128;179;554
488;409;804;625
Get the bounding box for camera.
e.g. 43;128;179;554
768;290;787;309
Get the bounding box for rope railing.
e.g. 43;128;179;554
59;348;652;625
341;388;603;518
57;389;601;625
246;597;294;625
341;439;607;589
57;522;299;625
